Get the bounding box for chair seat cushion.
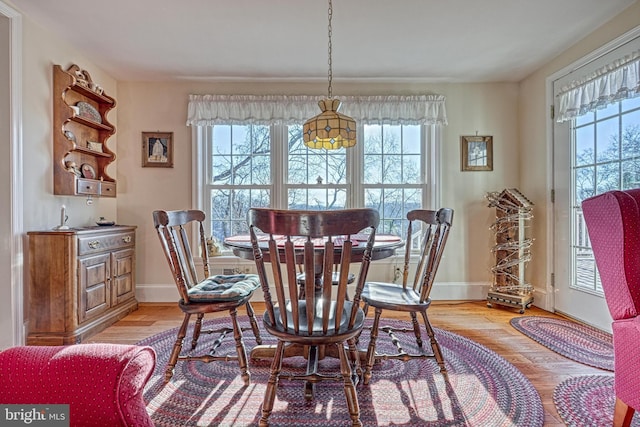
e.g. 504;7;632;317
188;274;260;302
362;281;430;310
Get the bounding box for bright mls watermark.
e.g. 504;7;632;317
1;405;69;426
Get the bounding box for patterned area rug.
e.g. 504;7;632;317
554;375;640;426
139;317;543;426
510;316;613;371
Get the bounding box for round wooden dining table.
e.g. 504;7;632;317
224;233;403;267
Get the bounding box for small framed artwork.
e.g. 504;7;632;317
461;135;493;171
142;132;173;168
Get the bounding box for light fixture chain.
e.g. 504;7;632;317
303;0;356;150
327;0;333;99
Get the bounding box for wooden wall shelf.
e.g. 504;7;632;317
53;64;117;197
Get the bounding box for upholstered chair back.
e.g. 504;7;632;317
582;189;640;320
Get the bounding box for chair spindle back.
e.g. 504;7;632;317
153;209;210;302
402;208;454;303
248;208;379;337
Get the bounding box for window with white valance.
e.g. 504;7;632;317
189;93;448;244
556;49;640;122
186;94;448;126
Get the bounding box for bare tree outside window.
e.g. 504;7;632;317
206;123;426;243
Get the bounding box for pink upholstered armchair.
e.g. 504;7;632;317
0;343;156;427
582;189;640;427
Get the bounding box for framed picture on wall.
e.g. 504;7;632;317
142;132;173;168
461;135;493;171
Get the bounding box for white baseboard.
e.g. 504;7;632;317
136;281;493;303
136;284;179;302
431;282;490;300
138;257;549;307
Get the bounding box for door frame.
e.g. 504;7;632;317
0;0;24;346
545;25;640;321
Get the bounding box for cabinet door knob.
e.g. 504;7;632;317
88;240;100;249
122;236;132;243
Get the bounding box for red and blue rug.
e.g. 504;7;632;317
139;317;543;426
554;375;640;426
510;316;613;371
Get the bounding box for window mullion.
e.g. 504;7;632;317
271;124;286;209
197;126;211;237
349;123;365;208
425;124;440;209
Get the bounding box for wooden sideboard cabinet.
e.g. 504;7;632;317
27;226;138;345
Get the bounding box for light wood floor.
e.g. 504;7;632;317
91;301;606;426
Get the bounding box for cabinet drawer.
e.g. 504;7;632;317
100;181;116;197
78;231;135;255
77;178;99;195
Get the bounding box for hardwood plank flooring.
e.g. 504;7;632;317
91;301;605;426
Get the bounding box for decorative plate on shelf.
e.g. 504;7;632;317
80;163;96;180
76;101;102;124
63;130;76;143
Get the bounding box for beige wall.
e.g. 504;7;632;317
117;81;520;301
9;0;640;329
17;14;119;338
22;17;119;231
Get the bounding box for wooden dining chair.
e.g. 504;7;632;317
360;208;453;384
153;209;262;385
248;208;379;427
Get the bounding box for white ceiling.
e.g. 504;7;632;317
10;0;638;83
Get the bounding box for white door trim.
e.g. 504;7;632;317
0;0;24;346
545;25;640;321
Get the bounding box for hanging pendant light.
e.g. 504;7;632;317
303;0;356;150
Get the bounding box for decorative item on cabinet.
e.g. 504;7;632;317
96;216;116;226
27;226;138;345
54;205;69;230
53;64;117;197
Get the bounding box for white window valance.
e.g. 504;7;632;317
556;50;640;122
186;94;448;126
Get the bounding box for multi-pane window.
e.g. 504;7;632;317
573;96;640;292
286;124;348;210
363;124;423;236
209;125;271;238
201;122;436;244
